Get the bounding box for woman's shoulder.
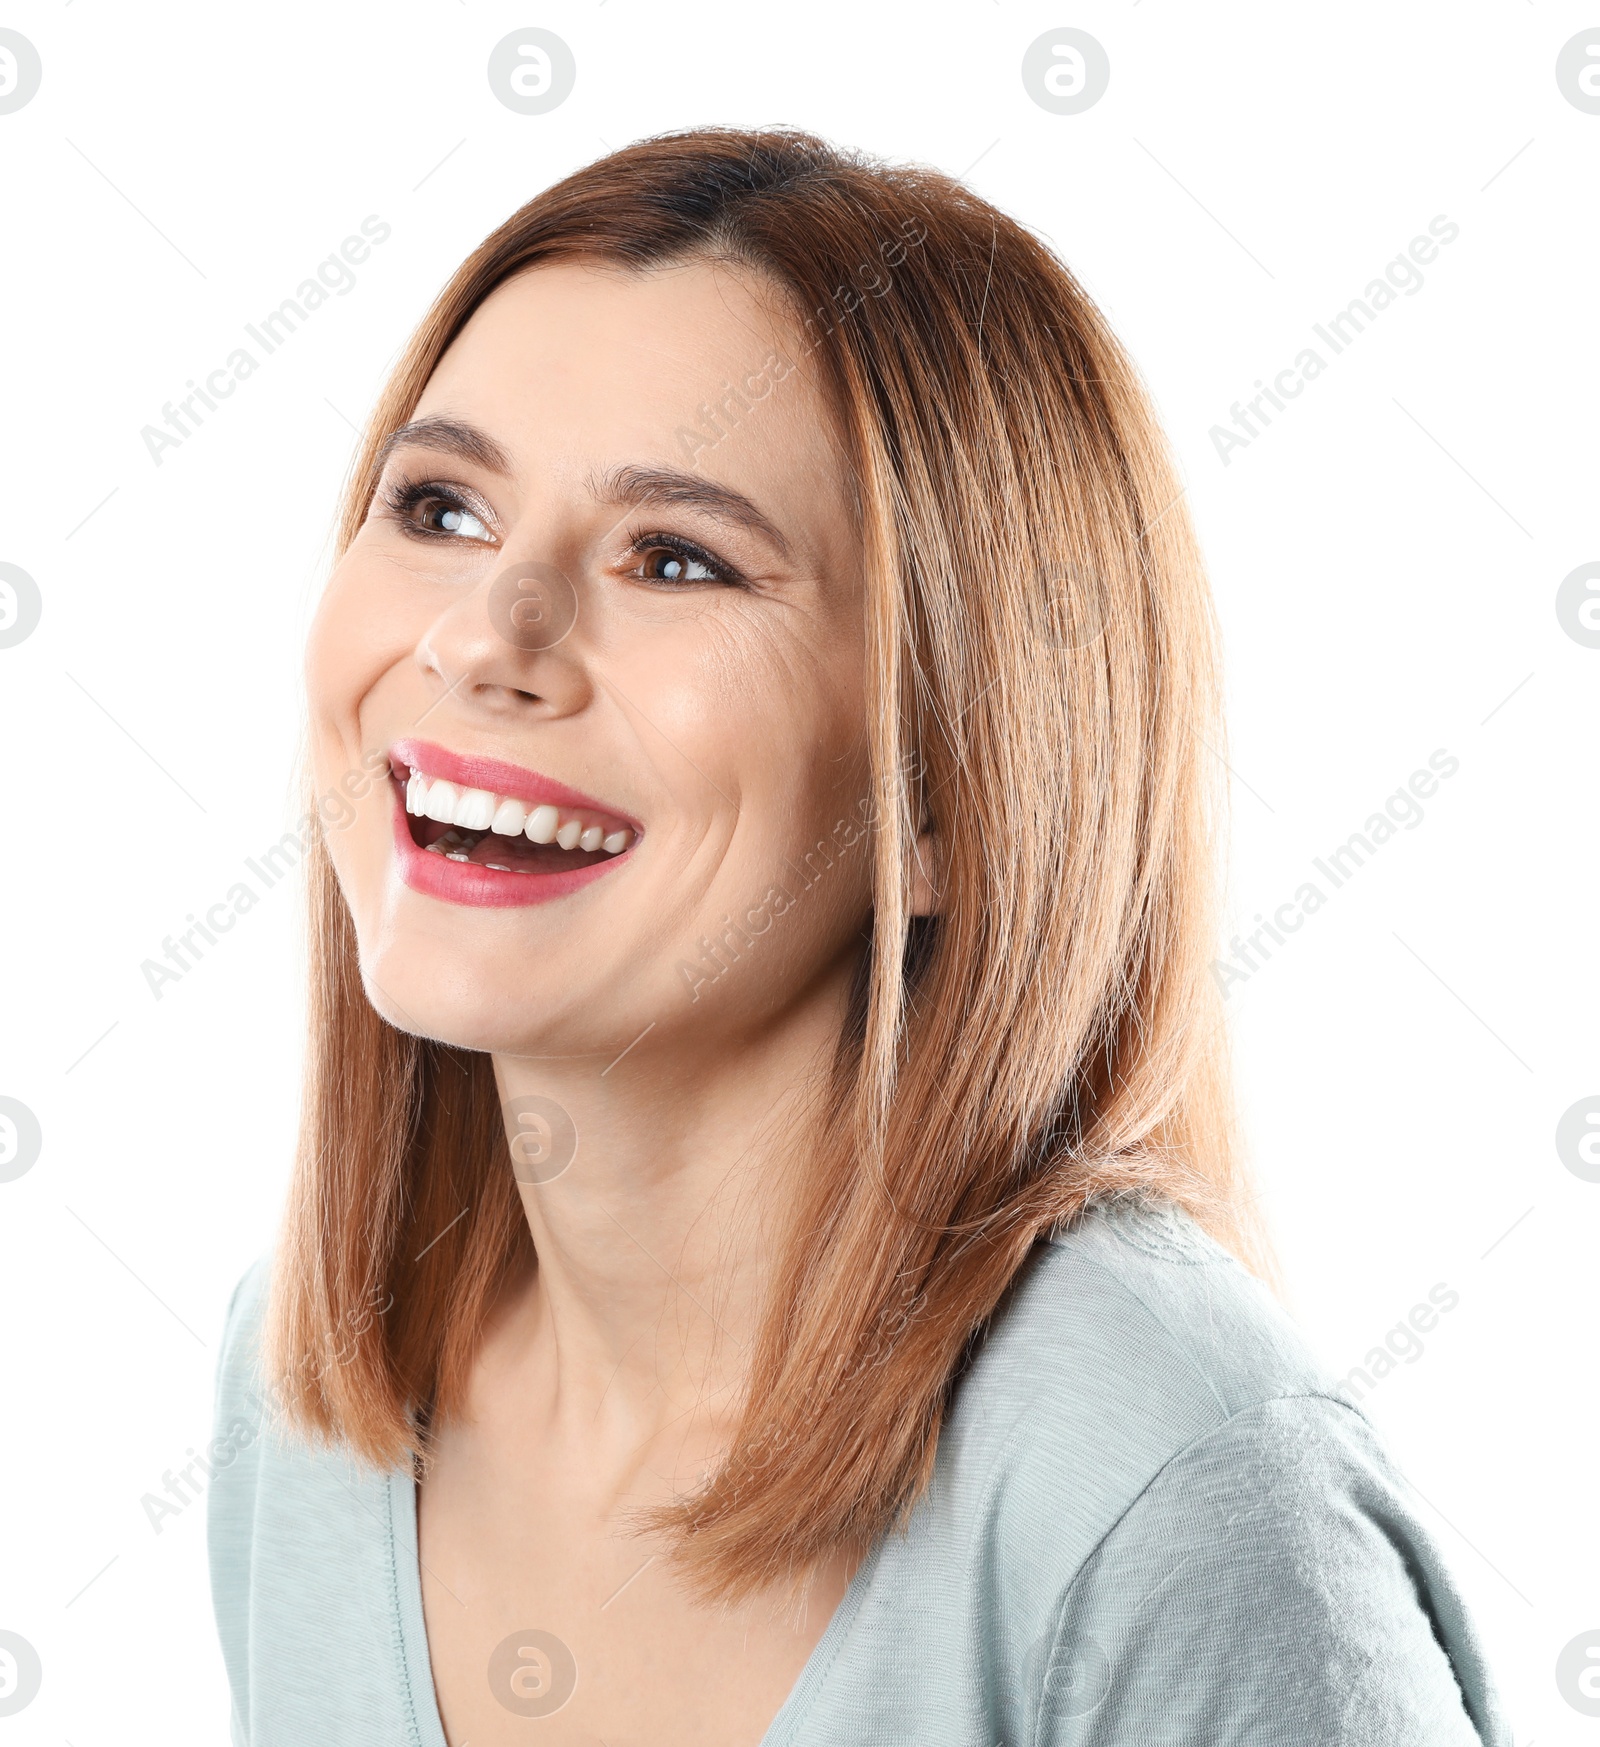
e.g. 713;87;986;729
957;1193;1342;1468
925;1195;1412;1663
206;1253;440;1744
214;1251;272;1374
808;1198;1508;1743
207;1250;283;1573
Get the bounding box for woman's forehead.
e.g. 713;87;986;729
422;260;808;431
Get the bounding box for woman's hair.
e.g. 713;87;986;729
266;125;1270;1604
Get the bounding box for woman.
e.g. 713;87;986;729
207;128;1507;1745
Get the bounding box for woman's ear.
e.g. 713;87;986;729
909;828;941;917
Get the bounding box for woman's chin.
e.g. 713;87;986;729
353;961;593;1060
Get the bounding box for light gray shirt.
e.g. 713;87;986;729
207;1196;1508;1744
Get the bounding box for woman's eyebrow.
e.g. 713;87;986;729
372;429;793;557
590;463;791;558
375;415;515;477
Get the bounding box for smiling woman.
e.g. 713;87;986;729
205;128;1508;1747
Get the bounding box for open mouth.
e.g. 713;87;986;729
388;739;640;905
399;767;636;871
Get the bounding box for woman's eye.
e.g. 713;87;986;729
381;479;497;544
417;498;493;542
634;542;732;586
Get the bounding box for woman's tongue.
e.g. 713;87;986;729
464;832;608;872
416;817;608;873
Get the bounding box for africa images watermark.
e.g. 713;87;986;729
673;793;876;1004
139;748;392;1000
1333;1281;1461;1405
1210;214;1459;466
139;1415;256;1535
671;214;929;467
140;215;391;466
1213;748;1459;997
141;1281;394;1535
690;1269;934;1531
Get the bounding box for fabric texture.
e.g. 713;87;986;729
207;1196;1509;1745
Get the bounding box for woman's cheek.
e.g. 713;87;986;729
308;564;407;760
303;572;409;914
305;574;369;741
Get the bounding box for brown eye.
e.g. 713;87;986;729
642;547;713;583
417;497;493;542
381;478;496;543
631;537;734;586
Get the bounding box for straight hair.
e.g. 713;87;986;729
266;126;1271;1605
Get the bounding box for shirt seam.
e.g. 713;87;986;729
1055;1198;1233;1269
764;1297;1058;1742
758;1531;889;1746
1028;1390;1382;1747
386;1472;425;1747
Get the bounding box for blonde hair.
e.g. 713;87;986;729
267;126;1269;1605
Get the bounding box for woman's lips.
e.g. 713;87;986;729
386;738;639;909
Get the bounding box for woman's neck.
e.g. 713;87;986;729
484;982;847;1463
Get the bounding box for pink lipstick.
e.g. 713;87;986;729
388;738;640;909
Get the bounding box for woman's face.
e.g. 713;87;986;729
305;257;874;1058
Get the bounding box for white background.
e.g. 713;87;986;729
0;2;1594;1741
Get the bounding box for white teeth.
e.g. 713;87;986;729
401;766;636;857
491;798;529;836
453;787;497;831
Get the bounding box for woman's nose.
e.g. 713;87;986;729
414;559;591;718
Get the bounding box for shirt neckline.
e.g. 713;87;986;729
384;1466;883;1746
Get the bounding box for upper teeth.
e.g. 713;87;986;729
404;772;635;855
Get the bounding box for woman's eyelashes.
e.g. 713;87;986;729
622;530;746;589
379;476;498;545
